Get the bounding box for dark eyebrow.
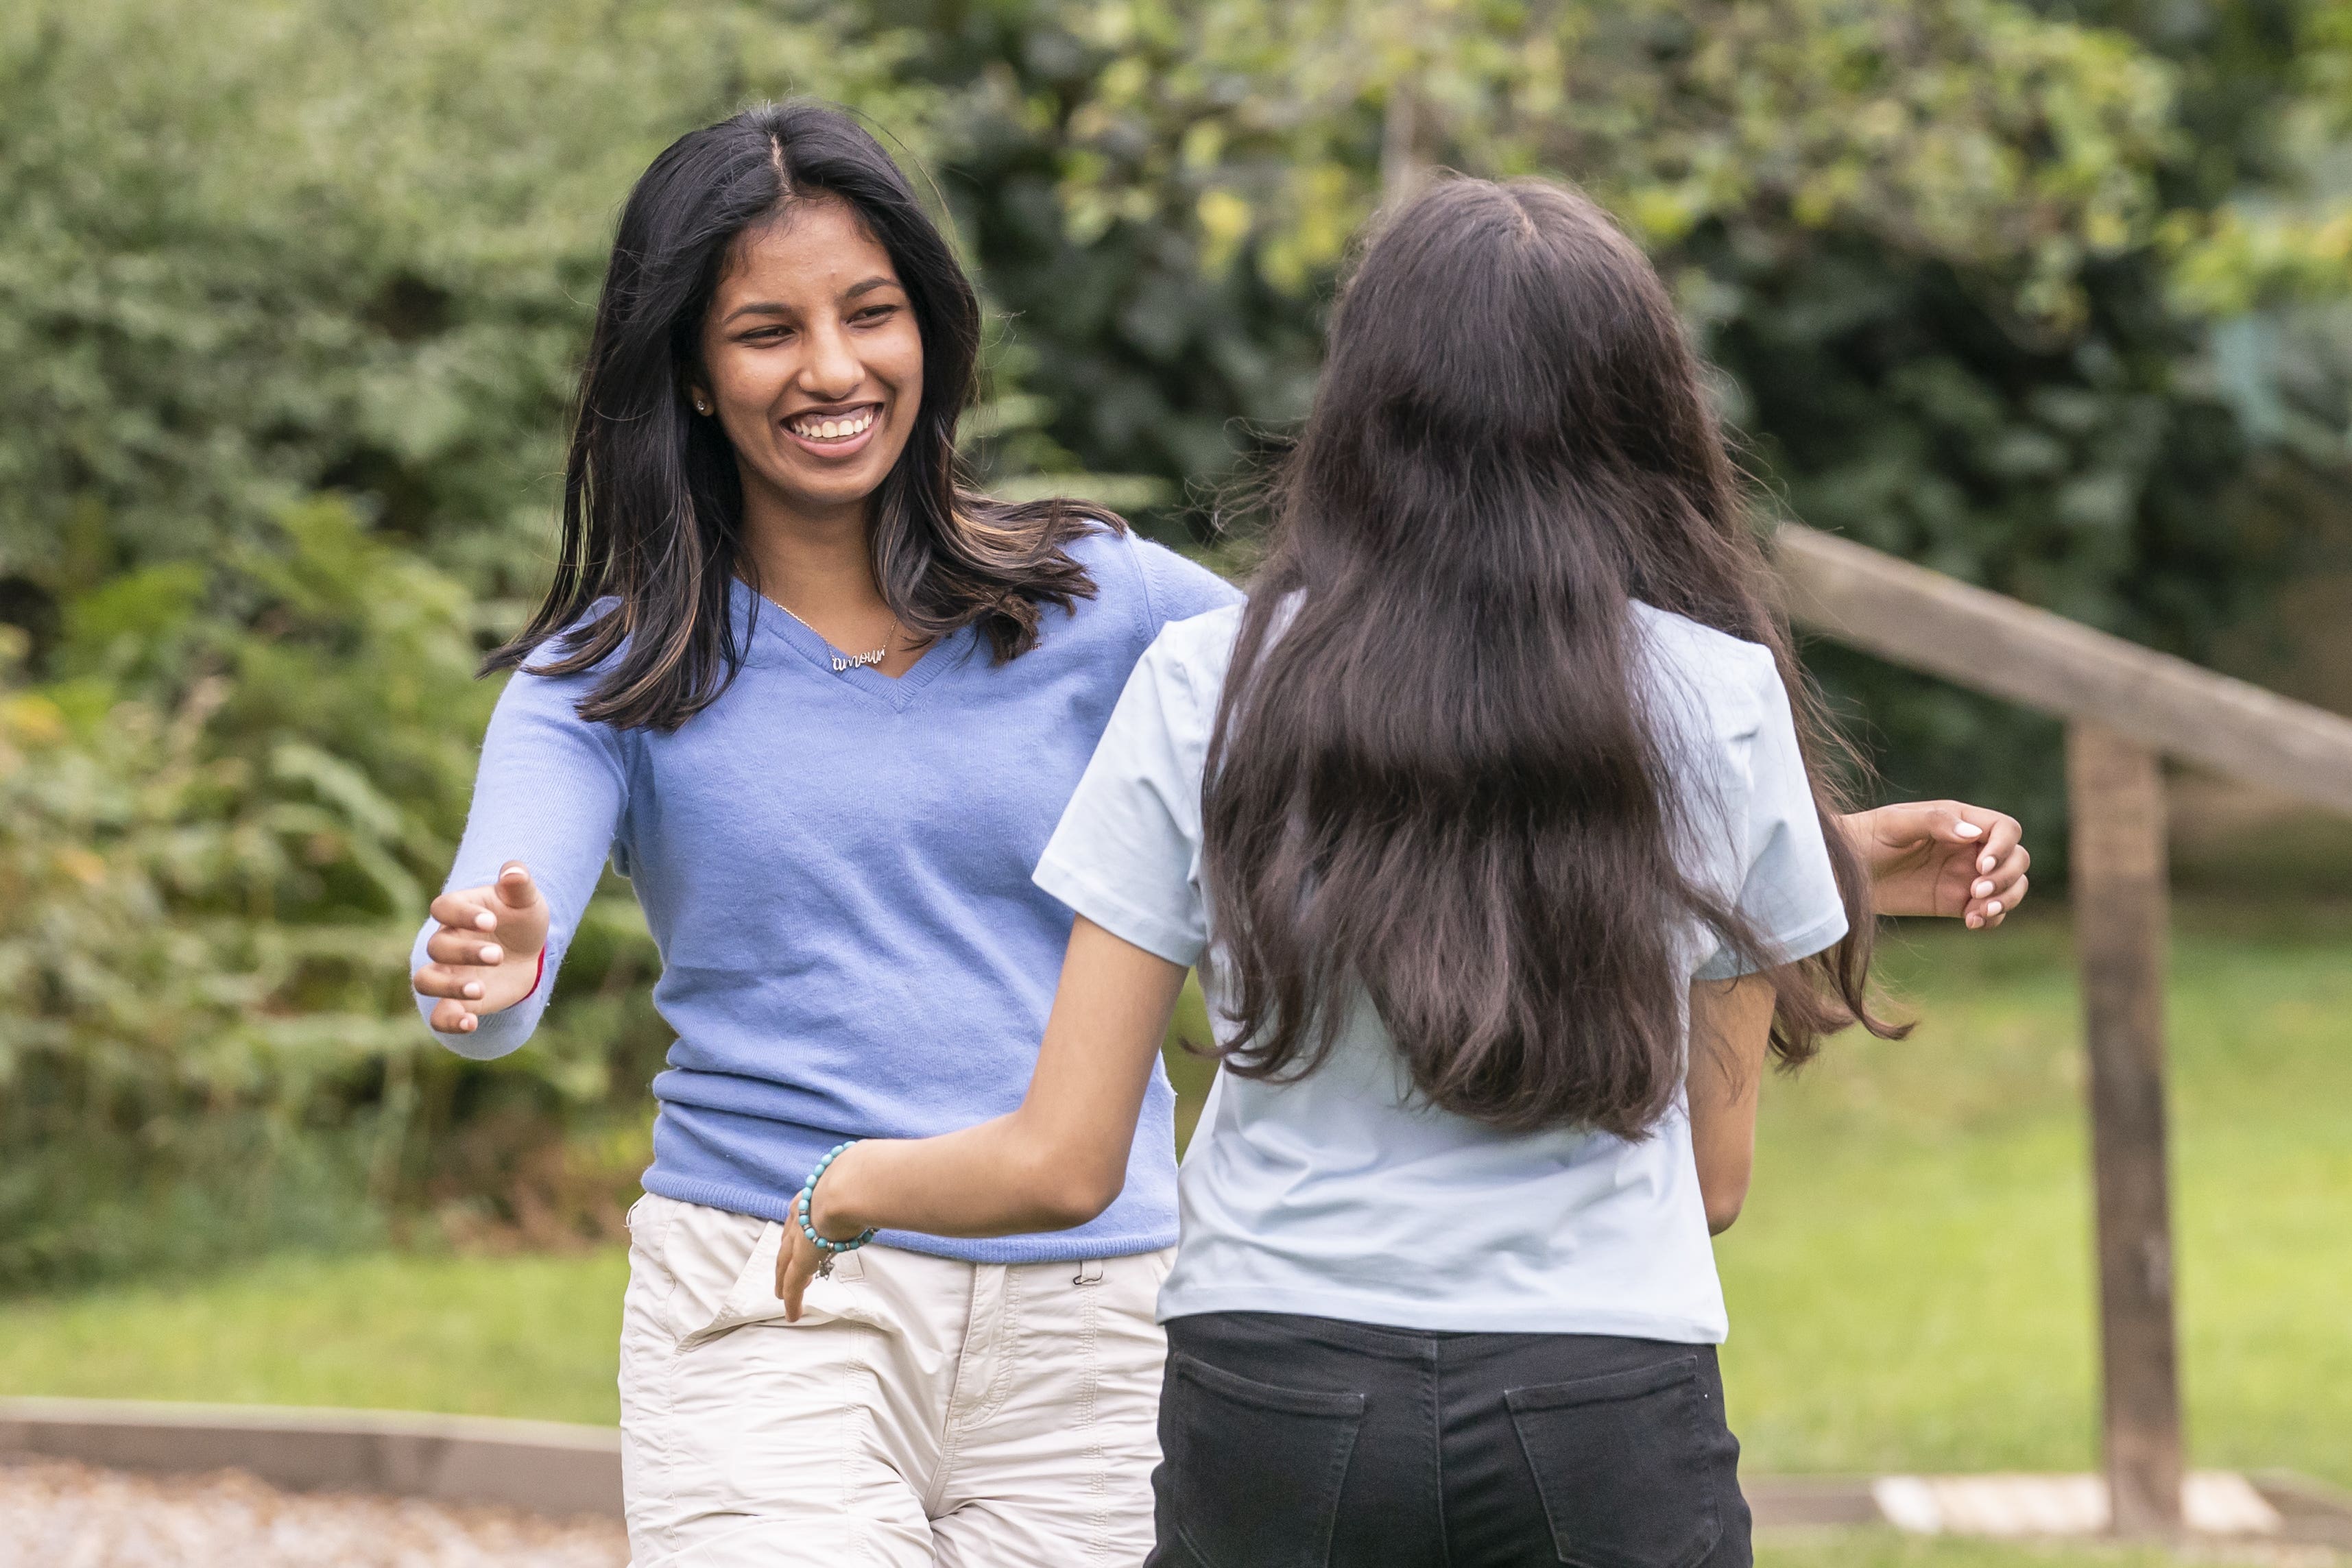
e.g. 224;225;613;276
720;277;901;326
721;301;793;326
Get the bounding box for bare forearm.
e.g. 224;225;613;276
802;917;1188;1246
1687;974;1776;1233
814;1112;1127;1240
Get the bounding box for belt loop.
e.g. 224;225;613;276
1074;1257;1104;1286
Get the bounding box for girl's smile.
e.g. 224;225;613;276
781;399;883;458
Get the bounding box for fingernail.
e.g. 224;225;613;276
459;1015;476;1032
463;982;483;1000
1979;854;1996;873
480;945;503;965
476;912;496;929
1974;880;1995;897
1967;914;1982;929
1987;901;2003;917
1954;822;1982;837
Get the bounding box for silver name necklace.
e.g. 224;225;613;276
775;601;896;673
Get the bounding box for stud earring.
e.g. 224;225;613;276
692;394;712;415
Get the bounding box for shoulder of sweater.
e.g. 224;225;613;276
505;596;630;679
1060;525;1240;631
1131;534;1245;629
488;598;636;742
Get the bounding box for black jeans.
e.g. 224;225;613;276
1146;1312;1750;1568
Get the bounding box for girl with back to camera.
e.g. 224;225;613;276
413;104;2023;1564
776;175;1919;1567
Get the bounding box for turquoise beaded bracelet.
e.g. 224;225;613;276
796;1141;878;1266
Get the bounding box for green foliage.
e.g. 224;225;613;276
0;501;477;1284
0;495;701;1287
0;0;929;599
1037;0;2179;317
911;0;2352;830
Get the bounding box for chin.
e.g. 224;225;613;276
783;472;892;520
749;426;916;520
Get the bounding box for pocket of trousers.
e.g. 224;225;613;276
1162;1352;1365;1568
1504;1355;1725;1568
677;1222;872;1349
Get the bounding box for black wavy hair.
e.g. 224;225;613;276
490;101;1115;729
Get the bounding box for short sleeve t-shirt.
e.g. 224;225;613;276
1030;600;1848;1339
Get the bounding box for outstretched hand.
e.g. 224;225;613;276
1845;801;2030;928
411;862;551;1033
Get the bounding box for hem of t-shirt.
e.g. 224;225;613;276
1032;856;1205;967
1694;907;1852;981
638;1172;1177;1265
1154;1283;1726;1343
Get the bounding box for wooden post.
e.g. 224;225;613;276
2067;723;2183;1536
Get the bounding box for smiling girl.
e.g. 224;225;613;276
411;104;1236;1567
412;108;2026;1567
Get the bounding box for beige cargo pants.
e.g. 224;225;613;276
619;1194;1172;1567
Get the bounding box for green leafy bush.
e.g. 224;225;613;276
0;498;691;1286
912;0;2352;830
0;0;929;595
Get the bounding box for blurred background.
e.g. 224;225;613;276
3;1;2350;1558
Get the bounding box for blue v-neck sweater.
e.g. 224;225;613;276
413;528;1238;1262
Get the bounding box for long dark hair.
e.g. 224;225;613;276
1202;177;1893;1140
491;101;1115;729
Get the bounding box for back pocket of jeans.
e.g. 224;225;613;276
1162;1352;1366;1568
1504;1356;1725;1568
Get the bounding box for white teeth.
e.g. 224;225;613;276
793;410;873;441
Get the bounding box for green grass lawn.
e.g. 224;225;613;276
1753;1534;2191;1568
1718;902;2352;1493
0;900;2344;1566
0;1248;628;1426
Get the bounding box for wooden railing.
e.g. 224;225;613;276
1771;525;2352;1537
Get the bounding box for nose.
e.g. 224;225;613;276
797;317;863;402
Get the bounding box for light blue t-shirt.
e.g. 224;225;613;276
1031;600;1848;1336
415;527;1239;1264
